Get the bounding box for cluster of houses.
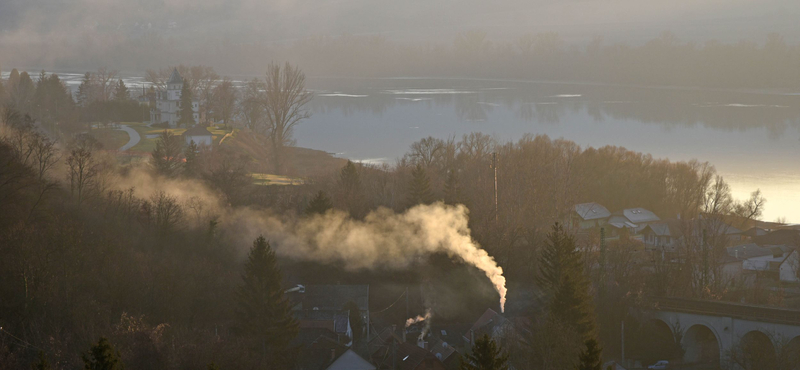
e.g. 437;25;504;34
286;285;526;370
571;202;800;284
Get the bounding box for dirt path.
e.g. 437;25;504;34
117;125;141;151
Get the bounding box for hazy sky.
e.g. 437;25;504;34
1;0;799;45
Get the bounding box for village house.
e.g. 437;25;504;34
181;126;213;146
571;202;611;230
150;68;199;126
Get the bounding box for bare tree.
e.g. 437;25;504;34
66;134;102;204
94;67;119;102
239;78;265;132
211;78;238;127
261;62;312;174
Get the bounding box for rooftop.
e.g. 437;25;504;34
622;208;660;224
574;202;611;221
167;68;183;84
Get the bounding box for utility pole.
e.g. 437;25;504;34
599;227;606;296
405;286;409;322
492;152;498;223
621;320;625;366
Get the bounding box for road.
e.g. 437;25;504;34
117;124;141;151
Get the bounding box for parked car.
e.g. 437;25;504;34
648;360;669;370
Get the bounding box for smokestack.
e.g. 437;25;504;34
417;338;425;349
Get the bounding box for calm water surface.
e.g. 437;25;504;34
4;72;799;222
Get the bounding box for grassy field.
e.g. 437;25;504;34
250;173;305;186
125;123;235;152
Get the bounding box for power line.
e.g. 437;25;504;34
371;290;407;314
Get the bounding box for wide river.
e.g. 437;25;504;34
298;77;800;223
5;72;800;222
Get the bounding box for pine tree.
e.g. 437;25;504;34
82;337;124;370
31;351;51;370
342;301;363;343
152;130;184;177
77;72;93;107
178;81;195;127
460;334;509;370
113;79;129;101
338;161;362;216
305;190;333;216
0;78;5;103
237;236;298;351
406;164;434;207
183;140;199;177
576;339;602;370
538;223;597;340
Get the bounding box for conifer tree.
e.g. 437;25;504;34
338;161;362;216
31;351;51;370
305;190;333;215
576;338;603;370
460;334;509;370
538;223;597;340
113;79;129;101
342;301;363;343
183;140;199;177
178;81;195;127
406;164;434;207
76;72;94;107
0;78;6;103
82;337;124;370
152;130;184;177
237;236;298;353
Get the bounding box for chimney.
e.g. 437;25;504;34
417;338;426;349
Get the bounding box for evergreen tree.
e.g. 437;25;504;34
305;190;333;216
183;140;199;177
537;223;597;340
460;334;509;370
178;81;195;127
406;164;434;207
342;301;363;343
444;167;463;205
31;351;51;370
113;79;129;101
576;339;603;370
207;362;220;370
77;72;93;106
152;130;184;177
82;337;124;370
0;78;5;103
338;161;362;216
236;236;298;352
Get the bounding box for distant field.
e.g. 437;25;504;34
250;173;305;186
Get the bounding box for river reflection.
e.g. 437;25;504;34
299;78;800;222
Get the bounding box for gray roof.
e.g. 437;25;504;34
167;68;183;84
302;285;369;312
574;202;611;221
606;215;637;229
726;243;791;260
622;208;660;224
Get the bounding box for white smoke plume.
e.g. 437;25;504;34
405;308;431;328
241;203;508;312
110;170;508;312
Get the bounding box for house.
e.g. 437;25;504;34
296;335;374;370
150;68;199;126
368;327;446;370
754;229;800;248
296;285;370;329
326;350;376;370
295;309;353;346
182;126;212;146
640;220;683;251
779;249;800;283
572;202;611;229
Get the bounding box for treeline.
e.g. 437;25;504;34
0;68;149;135
7;31;800;89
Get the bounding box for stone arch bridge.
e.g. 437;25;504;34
638;297;800;369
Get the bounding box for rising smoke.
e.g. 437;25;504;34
114;169;508;312
405;308;432;341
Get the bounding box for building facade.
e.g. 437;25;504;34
150;68;199;127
